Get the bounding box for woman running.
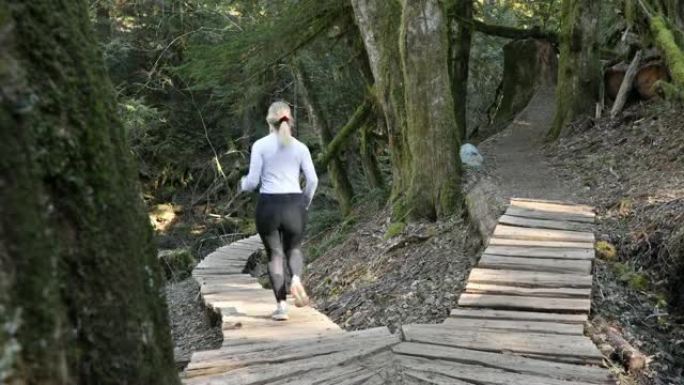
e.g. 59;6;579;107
240;101;318;321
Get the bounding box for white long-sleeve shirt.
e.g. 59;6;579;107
240;133;318;206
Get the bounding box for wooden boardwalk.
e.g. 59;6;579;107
182;198;614;384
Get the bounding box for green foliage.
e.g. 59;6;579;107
476;0;561;32
158;248;197;281
467;32;506;135
613;262;650;291
178;0;352;114
385;222;406;240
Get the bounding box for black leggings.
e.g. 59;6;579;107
255;193;307;302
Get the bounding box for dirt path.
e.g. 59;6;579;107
479;86;587;203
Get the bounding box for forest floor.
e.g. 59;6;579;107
547;101;684;385
304;208;481;332
165;278;222;370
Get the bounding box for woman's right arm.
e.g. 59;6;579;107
240;142;262;192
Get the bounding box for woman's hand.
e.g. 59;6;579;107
237;177;245;194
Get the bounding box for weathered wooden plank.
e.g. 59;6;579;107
195;262;247;270
192;269;244;277
221;328;342;347
193;328;390;360
183;333;400;385
449;308;588;323
441;317;584;335
203;251;254;261
222;243;261;250
506;206;595;223
494;225;595;243
360;374;391;385
398;355;600;385
510;199;595;217
403;370;470;385
266;365;374;385
499;215;593;232
466;282;590;298
479;255;592;275
196;273;256;282
199;283;264;295
458;293;591;313
485;245;595;260
186;335;394;376
468;268;593;288
394;343;612;384
221;315;339;334
402;325;604;364
489;237;595;249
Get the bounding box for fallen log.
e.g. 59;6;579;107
635;60;670;99
586;317;648;374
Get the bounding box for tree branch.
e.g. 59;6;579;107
315;97;373;171
471;20;559;45
611;50;643;117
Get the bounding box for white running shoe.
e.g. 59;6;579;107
272;301;289;321
290;276;310;308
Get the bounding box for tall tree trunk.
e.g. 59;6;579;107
0;1;179;384
345;28;386;191
293;63;354;215
399;0;463;220
548;0;601;139
359;116;385;190
351;0;410;201
448;0;473;140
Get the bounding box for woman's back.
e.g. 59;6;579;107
255;133;307;194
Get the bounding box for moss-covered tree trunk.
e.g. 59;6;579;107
351;0;410;202
347;29;386;192
293;63;354;215
359;116;385;190
399;0;463;220
648;15;684;87
548;0;601;139
0;1;179;384
448;0;473;140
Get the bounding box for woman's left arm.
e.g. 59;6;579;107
240;142;262;192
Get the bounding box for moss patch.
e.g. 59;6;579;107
595;240;617;261
158;249;197;281
651;16;684;87
614;262;649;291
384;222;406;240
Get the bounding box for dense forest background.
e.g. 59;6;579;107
2;0;683;384
94;0;566;251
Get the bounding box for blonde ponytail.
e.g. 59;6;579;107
266;101;294;146
277;120;292;145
